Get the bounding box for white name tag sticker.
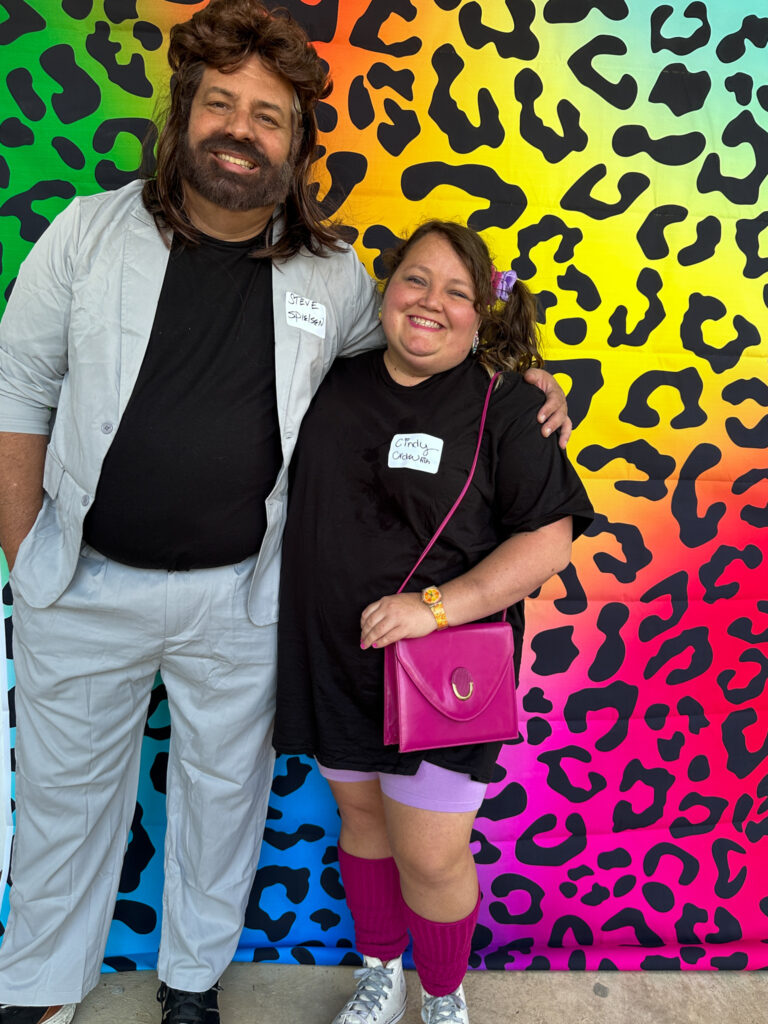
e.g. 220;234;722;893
388;433;444;474
285;291;326;339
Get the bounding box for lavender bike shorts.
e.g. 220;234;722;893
316;759;488;813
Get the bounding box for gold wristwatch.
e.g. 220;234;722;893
421;586;448;630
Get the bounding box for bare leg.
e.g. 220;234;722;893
328;777;392;859
382;797;478;922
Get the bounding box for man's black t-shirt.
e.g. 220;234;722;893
83;231;282;570
274;351;594;782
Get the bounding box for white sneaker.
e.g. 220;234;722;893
420;982;469;1024
331;956;407;1024
0;1008;76;1024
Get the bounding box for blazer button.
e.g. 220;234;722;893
81;495;90;507
101;422;114;434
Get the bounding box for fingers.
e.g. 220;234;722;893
558;415;573;449
360;606;403;649
359;594;434;649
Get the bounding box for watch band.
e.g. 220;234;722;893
422;586;448;630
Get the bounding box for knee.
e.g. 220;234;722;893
337;796;387;840
393;841;471;890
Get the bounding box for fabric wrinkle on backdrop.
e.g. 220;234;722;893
0;0;767;973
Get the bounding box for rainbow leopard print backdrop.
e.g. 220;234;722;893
1;0;767;972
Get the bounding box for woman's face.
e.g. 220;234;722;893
381;232;482;383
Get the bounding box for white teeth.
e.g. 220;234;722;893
216;153;255;169
410;316;441;327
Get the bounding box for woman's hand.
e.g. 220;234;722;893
360;592;436;649
523;367;572;449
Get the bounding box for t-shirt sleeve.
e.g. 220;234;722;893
490;375;594;540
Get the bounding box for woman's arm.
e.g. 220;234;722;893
359;516;573;649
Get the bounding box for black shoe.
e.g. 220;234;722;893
0;1008;75;1024
157;983;220;1024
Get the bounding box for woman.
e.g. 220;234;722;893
274;222;594;1024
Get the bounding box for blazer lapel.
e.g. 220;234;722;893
119;206;172;419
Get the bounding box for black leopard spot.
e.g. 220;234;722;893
39;45;101;123
649;63;711;115
402;161;527;232
459;1;538;60
606;268;665;348
561;163;650;220
650;3;711;56
429;45;502;154
567;35;636;110
514;69;587;163
671;443;726;548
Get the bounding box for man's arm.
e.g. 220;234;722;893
0;432;47;570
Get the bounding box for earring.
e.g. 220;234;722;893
471;331;479;354
378;307;382;320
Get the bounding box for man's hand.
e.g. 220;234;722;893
524;367;572;449
360;592;436;649
0;432;47;572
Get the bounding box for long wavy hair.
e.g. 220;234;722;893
141;0;345;259
380;221;544;374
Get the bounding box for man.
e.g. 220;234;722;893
0;2;569;1022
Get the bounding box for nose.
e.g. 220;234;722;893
224;104;253;141
419;284;442;310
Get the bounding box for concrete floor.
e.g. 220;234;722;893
73;962;768;1024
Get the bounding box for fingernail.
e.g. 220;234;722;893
372;642;378;648
543;427;550;436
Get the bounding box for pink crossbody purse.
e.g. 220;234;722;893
383;373;519;753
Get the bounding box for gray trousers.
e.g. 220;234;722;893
0;546;277;1004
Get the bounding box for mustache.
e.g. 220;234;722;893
199;134;270;168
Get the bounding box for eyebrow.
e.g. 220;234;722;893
406;262;473;287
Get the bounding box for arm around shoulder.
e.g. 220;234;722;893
334;246;385;358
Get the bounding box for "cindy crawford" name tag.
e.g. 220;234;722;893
388;433;444;474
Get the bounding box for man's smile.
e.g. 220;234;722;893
212;151;257;171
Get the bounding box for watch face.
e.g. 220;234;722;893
422;586;441;604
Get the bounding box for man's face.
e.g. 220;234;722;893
179;55;300;213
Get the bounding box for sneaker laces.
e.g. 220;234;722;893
157;983;220;1023
421;990;467;1024
340;963;396;1021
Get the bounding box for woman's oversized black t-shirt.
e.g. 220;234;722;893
274;351;593;783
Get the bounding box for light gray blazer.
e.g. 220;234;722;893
0;181;384;621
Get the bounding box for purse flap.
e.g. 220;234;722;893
393;622;515;722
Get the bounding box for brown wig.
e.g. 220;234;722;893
141;0;345;259
380;221;544;374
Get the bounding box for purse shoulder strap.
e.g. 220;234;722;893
397;371;500;594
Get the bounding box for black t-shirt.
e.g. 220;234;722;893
274;351;594;782
83;231;282;570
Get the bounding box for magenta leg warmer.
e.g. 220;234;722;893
404;893;481;997
338;846;409;962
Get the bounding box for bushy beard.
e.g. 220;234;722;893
178;130;295;212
